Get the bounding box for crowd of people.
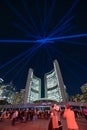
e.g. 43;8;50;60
0;103;87;130
0;108;51;125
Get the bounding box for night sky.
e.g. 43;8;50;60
0;0;87;97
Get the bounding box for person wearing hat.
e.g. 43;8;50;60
53;104;62;130
48;104;62;130
63;104;79;130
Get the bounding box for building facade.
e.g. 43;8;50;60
45;60;67;103
24;60;67;104
80;83;87;94
24;68;41;104
0;81;15;104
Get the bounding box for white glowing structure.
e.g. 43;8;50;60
45;60;67;102
24;69;41;104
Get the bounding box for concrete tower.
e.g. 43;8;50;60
24;68;41;104
45;59;67;103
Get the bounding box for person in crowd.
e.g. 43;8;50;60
33;109;37;121
1;110;6;120
11;109;18;125
48;104;62;130
30;110;34;121
82;107;87;120
63;104;79;130
0;110;3;121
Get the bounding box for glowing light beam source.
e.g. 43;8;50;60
0;33;87;44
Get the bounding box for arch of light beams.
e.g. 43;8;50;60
2;0;86;45
1;0;87;85
0;33;87;44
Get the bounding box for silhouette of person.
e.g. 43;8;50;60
63;104;79;130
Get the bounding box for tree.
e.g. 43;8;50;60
0;100;10;105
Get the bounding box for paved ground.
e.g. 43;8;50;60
0;117;87;130
0;119;49;130
76;117;87;130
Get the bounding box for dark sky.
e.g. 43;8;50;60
0;0;87;97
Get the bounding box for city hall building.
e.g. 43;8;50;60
24;60;67;104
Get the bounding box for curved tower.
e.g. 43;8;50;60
24;68;41;104
45;60;67;103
